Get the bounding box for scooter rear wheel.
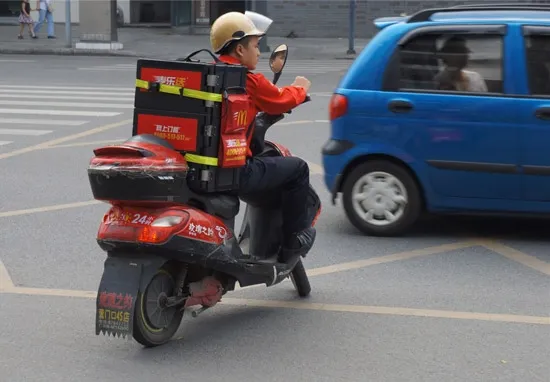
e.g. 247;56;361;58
132;267;184;347
290;260;311;297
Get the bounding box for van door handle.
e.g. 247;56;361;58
389;100;413;113
535;107;550;121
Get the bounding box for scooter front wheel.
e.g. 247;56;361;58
132;267;184;347
290;260;311;297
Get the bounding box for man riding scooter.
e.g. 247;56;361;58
210;11;315;265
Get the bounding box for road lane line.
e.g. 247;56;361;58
3;287;548;325
0;118;132;160
43;139;127;149
0;108;121;117
0;100;133;109
0;89;134;96
307;241;477;277
479;239;550;276
0;128;52;136
0;117;87;126
0;85;133;91
0;94;134;102
0;258;14;291
221;298;550;326
0;200;102;218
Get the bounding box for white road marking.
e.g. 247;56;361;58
0;141;13;146
0;108;121;117
0;100;133;109
0;89;134;96
0;128;52;136
0;117;87;126
0;94;134;102
0;84;132;91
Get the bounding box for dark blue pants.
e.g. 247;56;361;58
239;156;310;239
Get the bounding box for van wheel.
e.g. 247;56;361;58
342;160;421;236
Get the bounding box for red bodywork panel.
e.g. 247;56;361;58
98;205;232;246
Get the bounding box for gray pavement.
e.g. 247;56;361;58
0;23;369;60
1;56;549;381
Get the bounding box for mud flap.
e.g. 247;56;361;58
95;255;168;339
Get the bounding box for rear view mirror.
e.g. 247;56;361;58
269;44;288;85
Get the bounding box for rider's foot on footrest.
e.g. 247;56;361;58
282;227;316;262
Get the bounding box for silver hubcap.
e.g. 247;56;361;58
351;171;408;226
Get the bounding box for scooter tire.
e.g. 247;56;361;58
132;267;184;348
290;260;311;297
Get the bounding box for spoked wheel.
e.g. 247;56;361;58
133;268;184;347
290;260;311;297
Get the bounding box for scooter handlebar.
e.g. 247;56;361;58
286;94;311;114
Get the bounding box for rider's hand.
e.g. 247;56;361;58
292;76;311;92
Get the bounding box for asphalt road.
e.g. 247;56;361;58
1;55;549;382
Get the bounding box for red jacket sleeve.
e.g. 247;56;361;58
247;72;307;115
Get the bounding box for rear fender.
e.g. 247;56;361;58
95;254;168;338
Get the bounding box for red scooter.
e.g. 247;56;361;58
87;45;321;347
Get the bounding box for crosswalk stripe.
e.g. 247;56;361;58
0;89;135;96
0;94;134;102
0;118;87;126
0;128;52;136
0;108;121;117
0;85;132;92
0;141;13;146
0;100;133;109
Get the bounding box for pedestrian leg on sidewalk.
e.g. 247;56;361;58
33;9;46;36
46;10;55;38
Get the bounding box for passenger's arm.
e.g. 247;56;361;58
247;73;307;115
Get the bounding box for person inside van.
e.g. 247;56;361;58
434;36;488;92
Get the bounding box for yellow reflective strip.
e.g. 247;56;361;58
182;88;222;103
135;79;149;89
158;84;181;95
185;153;218;166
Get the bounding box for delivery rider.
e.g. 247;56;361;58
210;11;315;265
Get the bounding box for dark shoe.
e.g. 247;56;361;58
281;227;317;263
47;35;56;39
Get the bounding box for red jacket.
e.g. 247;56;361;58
218;55;307;157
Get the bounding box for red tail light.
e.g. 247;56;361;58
138;211;190;244
329;94;348;121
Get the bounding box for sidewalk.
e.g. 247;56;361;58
0;23;370;60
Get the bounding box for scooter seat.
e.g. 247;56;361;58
193;193;240;220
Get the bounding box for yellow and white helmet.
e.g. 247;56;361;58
210;11;273;54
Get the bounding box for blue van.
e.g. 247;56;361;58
322;4;550;236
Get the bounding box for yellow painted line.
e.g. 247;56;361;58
43;138;126;149
0;118;131;160
479;239;550;277
307;241;477;277
306;160;324;175
3;287;548;325
7;287;97;298
0;200;102;218
0;258;14;291
221;298;550;326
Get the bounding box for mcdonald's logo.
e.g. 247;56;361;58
234;109;248;127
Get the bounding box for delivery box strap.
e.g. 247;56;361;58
135;79;222;103
184;153;218;167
